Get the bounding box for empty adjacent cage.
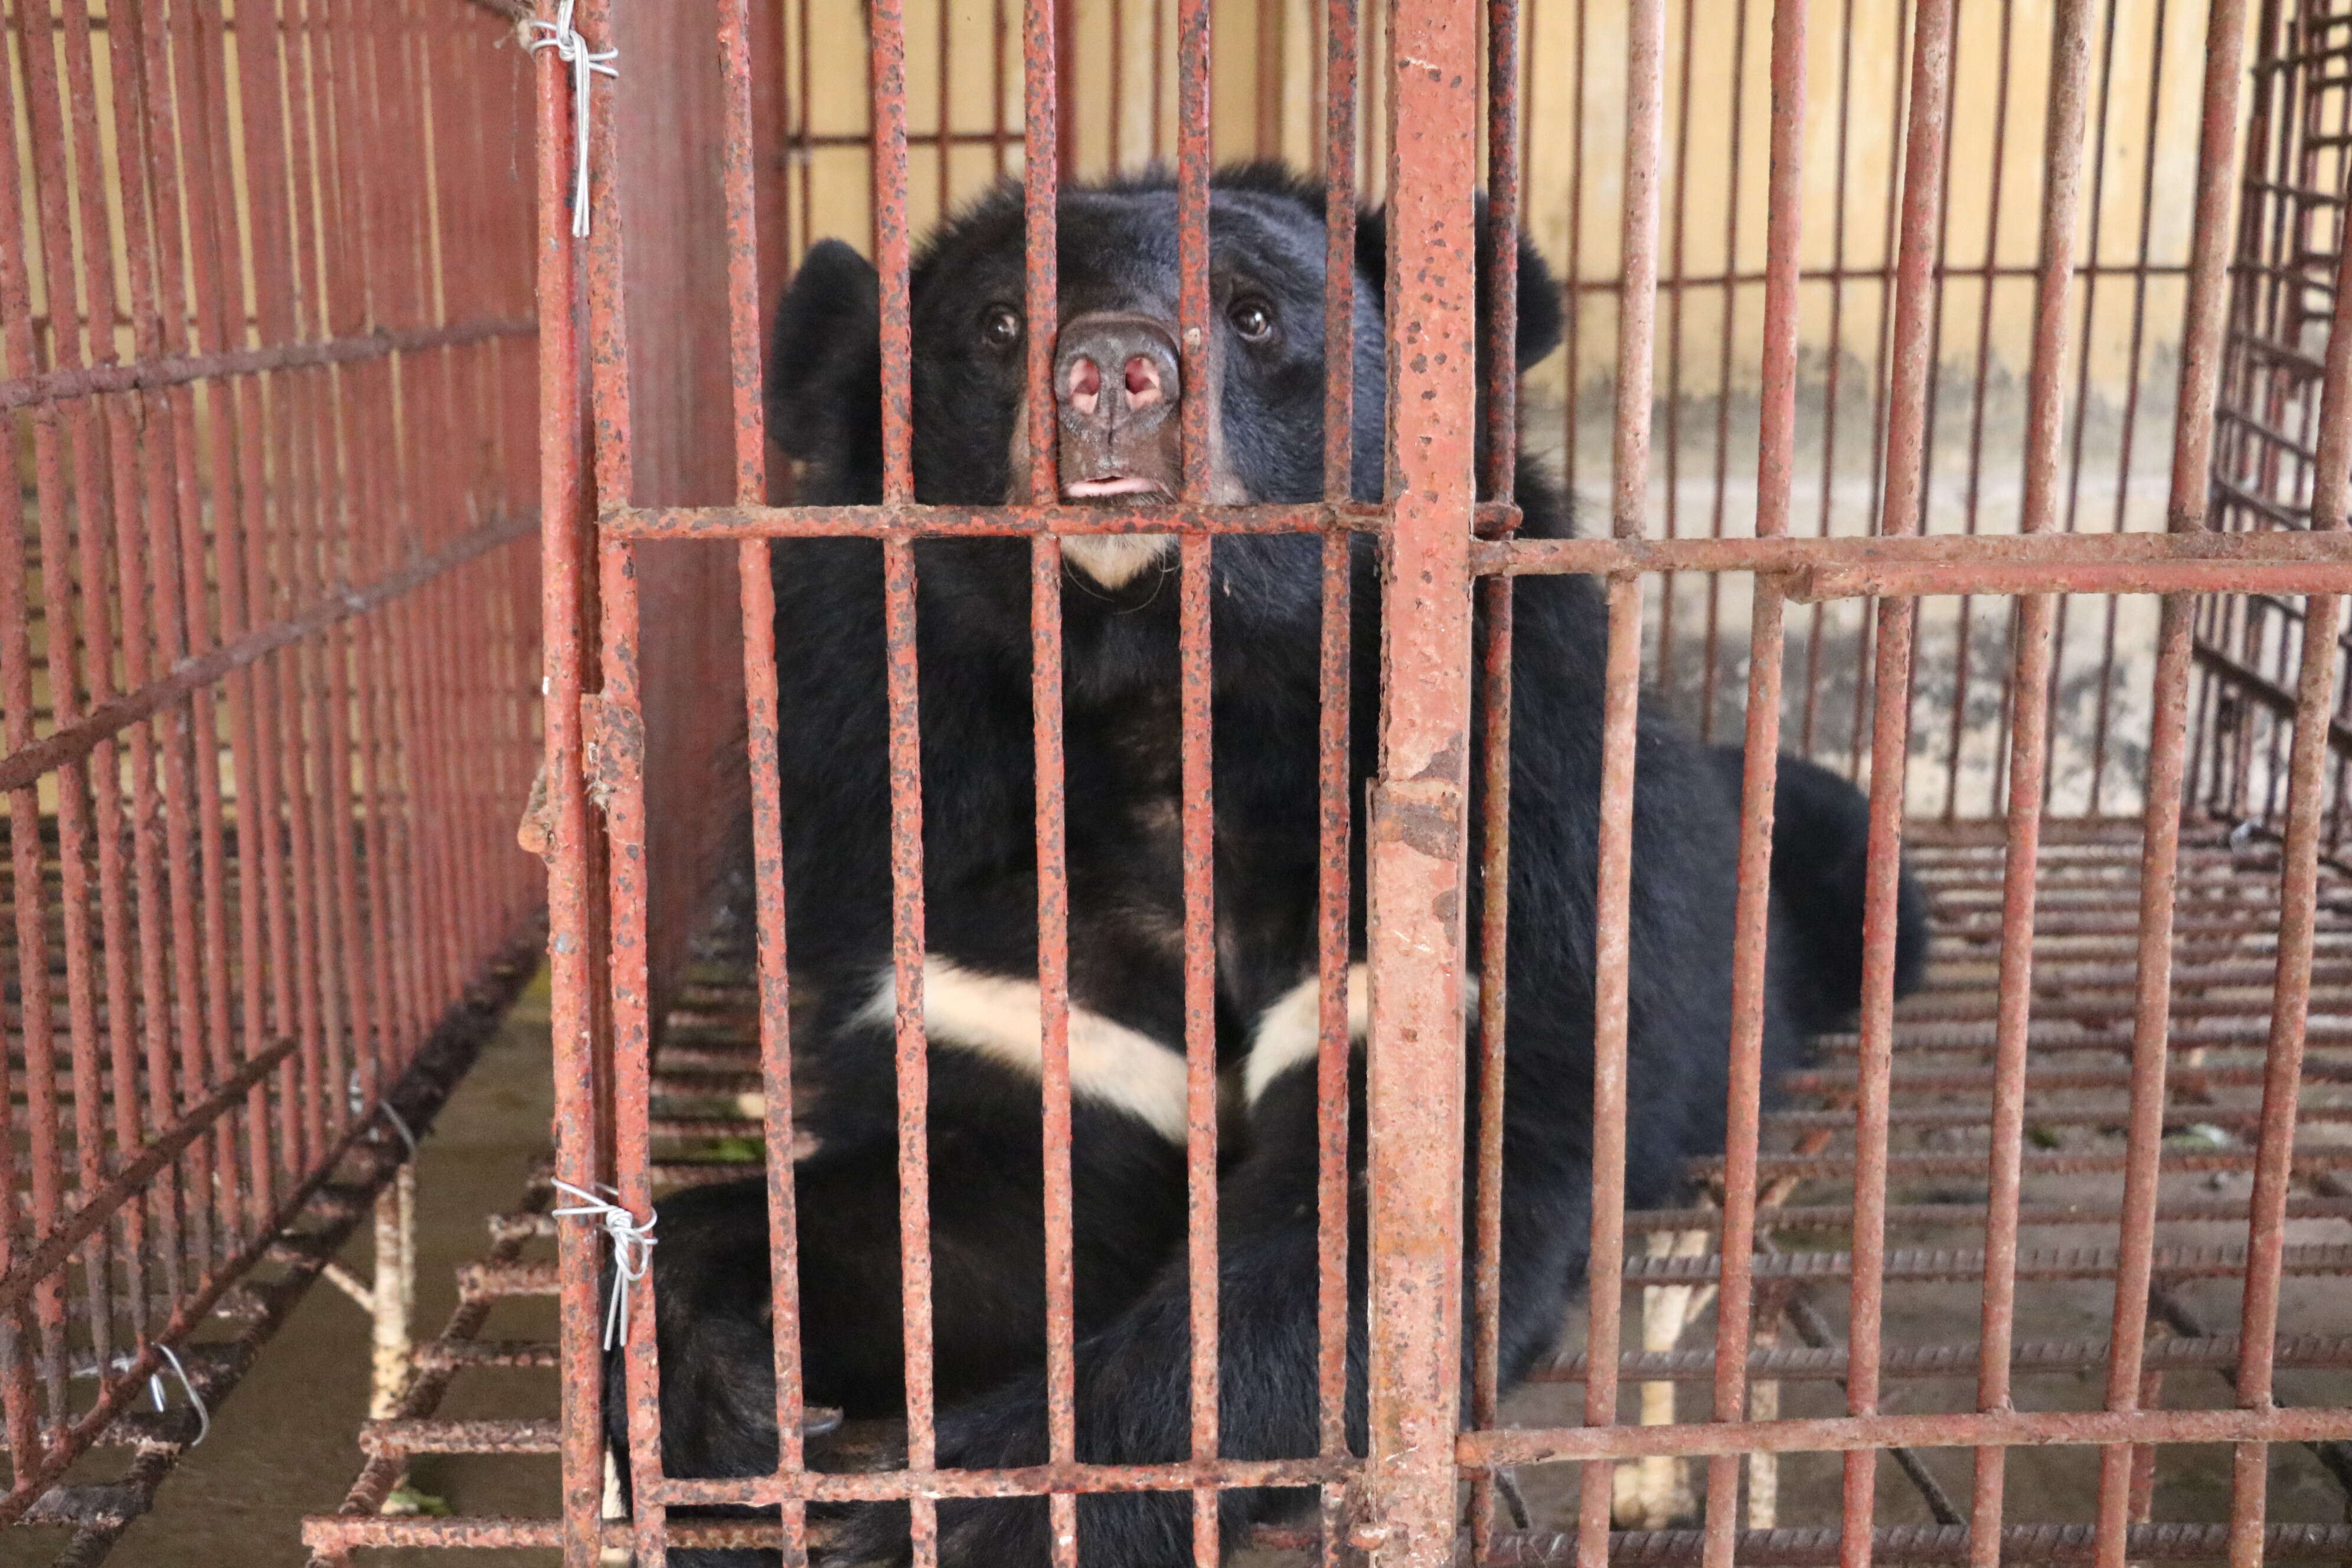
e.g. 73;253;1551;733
0;0;545;1557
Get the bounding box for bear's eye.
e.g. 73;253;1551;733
1228;298;1276;342
981;305;1023;348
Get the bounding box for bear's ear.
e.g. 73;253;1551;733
765;239;882;462
1350;200;1563;372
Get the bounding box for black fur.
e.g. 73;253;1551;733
610;165;1930;1567
1707;746;1932;1037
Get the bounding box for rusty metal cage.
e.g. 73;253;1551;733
0;0;553;1557
285;0;2352;1562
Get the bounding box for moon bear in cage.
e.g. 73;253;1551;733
606;164;1930;1568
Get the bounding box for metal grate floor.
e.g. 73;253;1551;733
302;820;2352;1564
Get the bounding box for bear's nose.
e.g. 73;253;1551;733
1054;313;1181;435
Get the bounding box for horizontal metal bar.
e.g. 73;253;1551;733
1685;1147;2352;1182
649;1455;1356;1507
603;501;1402;538
301;1516;2352;1563
1486;1522;2352;1563
0;1037;299;1317
1476;529;2352;595
1625;1197;2352;1233
0;316;534;410
361;1419;560;1455
0;512;537;792
1566;261;2194;294
1458;1403;2352;1468
1536;1331;2352;1386
1619;1242;2352;1287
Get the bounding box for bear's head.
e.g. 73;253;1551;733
766;164;1562;589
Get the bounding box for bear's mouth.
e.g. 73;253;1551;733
1062;474;1168;502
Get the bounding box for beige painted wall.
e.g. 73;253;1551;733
779;0;2229;411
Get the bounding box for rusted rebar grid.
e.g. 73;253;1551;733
306;816;2352;1562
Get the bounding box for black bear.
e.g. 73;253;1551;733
608;164;1930;1567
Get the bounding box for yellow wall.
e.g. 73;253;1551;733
779;0;2229;413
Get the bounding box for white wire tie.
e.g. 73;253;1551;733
524;1;618;239
550;1180;656;1351
378;1100;419;1159
128;1342;210;1446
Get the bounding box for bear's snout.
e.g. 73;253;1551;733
1054;311;1183;501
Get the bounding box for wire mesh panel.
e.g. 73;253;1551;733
0;0;542;1551
2197;0;2352;851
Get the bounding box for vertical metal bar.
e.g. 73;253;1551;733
1577;576;1645;1568
1317;9;1358;1562
1846;0;1913;784
1178;534;1219;1568
2223;94;2352;1568
1315;524;1355;1568
1559;0;1586;491
1968;4;2094;1559
2092;4;2248;1562
715;0;812;1559
1323;0;1357;505
1110;0;1128;171
1572;4;1662;1557
0;20;48;1443
602;499;664;1568
994;0;1013;175
1698;0;1751;743
1654;0;1694;690
880;536;937;1568
1257;0;1282;154
1482;0;1521;504
132;0;225;1286
163;0;249;1262
940;0;956;217
231;0;304;1185
102;0;191;1335
55;0;149;1362
1176;0;1212;503
286;0;383;1160
1152;0;1168;162
1469;0;1521;1551
1799;0;1860;760
1844;5;1956;1566
1940;0;2020;825
1027;0;1063;508
11;0;107;1406
1362;0;1479;1558
563;0;632;1558
1057;0;1078;175
1030;530;1080;1568
238;0;329;1206
864;0;936;1559
877;0;917;508
1018;0;1076;1558
1169;0;1217;1560
1702;2;1802;1562
2082;0;2168;817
